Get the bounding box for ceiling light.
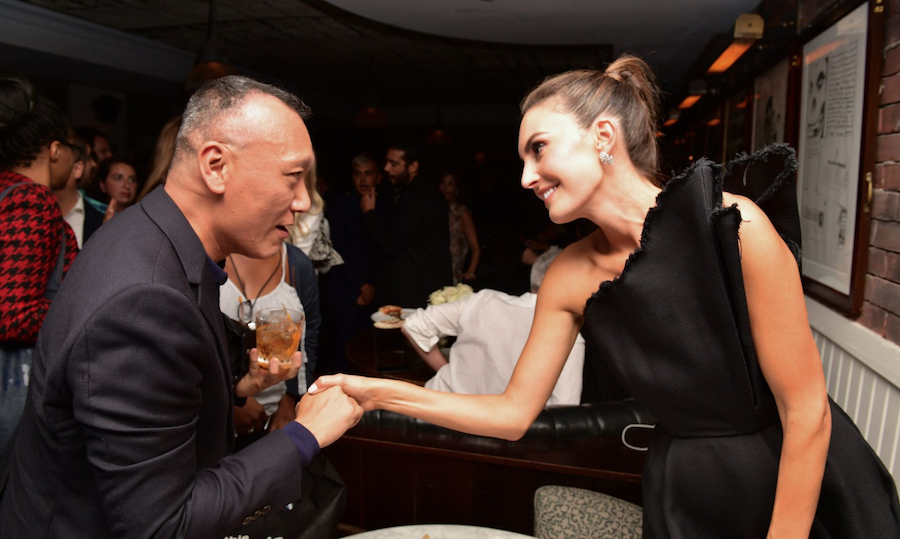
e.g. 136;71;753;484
663;108;680;126
185;0;238;93
678;95;702;109
707;14;763;74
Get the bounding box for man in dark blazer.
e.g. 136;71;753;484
320;153;390;373
362;143;452;308
0;77;363;538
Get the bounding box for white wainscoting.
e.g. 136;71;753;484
807;298;900;478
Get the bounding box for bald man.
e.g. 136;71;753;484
0;77;363;538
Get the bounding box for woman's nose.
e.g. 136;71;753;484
520;164;538;189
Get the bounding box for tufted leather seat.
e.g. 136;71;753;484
357;398;654;441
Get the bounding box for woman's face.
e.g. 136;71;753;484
518;102;602;224
100;163;138;207
439;174;457;203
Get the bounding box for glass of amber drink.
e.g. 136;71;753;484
255;308;304;371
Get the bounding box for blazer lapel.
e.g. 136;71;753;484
141;189;229;370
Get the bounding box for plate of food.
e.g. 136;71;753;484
371;305;415;328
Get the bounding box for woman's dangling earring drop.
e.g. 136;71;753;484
599;151;615;165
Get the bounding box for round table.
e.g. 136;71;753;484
349;524;533;538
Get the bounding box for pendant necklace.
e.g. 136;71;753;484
229;254;280;328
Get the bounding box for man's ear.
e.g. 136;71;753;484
198;141;227;195
49;140;63;162
72;160;85;181
407;160;419;177
593;117;617;155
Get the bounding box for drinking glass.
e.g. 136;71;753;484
255;308;304;371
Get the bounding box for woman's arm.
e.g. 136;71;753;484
460;208;481;279
727;193;831;538
312;250;586;440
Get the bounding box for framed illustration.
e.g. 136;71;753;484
751;58;790;152
796;1;882;315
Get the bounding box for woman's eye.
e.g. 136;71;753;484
531;142;545;156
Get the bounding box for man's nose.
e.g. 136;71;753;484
291;183;311;213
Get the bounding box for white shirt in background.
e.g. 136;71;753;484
62;191;86;249
403;289;584;406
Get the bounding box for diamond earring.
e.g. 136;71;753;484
599;151;615;165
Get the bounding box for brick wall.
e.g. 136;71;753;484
861;0;900;344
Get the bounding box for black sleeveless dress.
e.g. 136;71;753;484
581;145;900;538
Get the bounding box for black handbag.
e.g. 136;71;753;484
221;453;347;539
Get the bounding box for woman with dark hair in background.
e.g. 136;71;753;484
0;74;79;452
312;55;900;537
95;156;138;216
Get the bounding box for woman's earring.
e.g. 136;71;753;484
599;151;615;165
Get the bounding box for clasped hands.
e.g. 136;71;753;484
234;349;365;448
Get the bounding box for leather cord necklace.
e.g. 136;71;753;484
229;255;280;326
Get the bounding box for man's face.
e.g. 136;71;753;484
93;136;113;162
352;161;381;196
384;149;412;187
222;94;313;259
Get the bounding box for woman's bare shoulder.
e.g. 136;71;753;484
539;233;608;315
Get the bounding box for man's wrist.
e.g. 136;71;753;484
282;421;320;467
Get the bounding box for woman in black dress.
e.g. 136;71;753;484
310;55;900;538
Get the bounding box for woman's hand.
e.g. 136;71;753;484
308;374;380;412
233;396;267;436
234;348;303;397
102;200;118;223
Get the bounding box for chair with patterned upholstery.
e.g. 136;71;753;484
533;485;643;539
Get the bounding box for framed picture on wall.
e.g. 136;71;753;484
796;1;881;315
751;58;790;152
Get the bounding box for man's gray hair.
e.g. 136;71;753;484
175;76;311;160
351;153;376;170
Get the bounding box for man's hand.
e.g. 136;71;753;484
233;396;267;436
268;393;298;432
234;348;302;398
356;283;375;306
294;386;363;448
360;190;376;213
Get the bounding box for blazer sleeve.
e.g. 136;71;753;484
286;244;320;391
71;284;304;538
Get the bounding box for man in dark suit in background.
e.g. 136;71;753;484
319;153;390;373
54;136;105;248
362;143;452;308
0;77;363;538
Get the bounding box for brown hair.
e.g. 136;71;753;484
138;114;181;202
521;55;663;185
